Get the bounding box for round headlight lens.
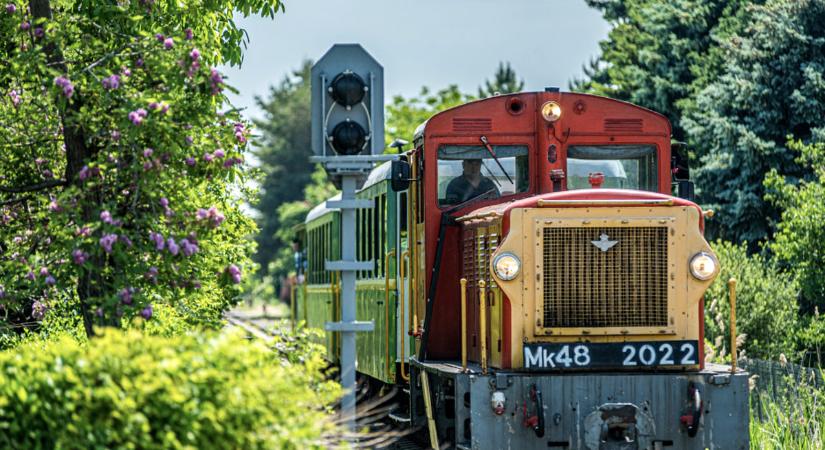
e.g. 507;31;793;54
493;253;521;281
689;252;718;280
540;101;562;122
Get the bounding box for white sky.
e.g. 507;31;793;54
221;0;611;121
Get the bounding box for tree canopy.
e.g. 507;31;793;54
251;61;314;277
478;62;524;98
0;0;282;337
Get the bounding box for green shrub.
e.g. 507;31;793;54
705;241;799;360
0;329;340;449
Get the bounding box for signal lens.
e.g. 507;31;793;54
493;253;521;281
541;101;562;122
330;72;366;107
331;121;367;155
689;252;718;280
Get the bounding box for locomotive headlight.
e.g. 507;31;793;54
689;252;718;280
493;253;521;281
540;101;562;122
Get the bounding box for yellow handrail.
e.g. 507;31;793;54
460;278;468;372
479;280;488;375
729;278;737;373
399;250;410;381
384;249;396;379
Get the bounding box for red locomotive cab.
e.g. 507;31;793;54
410;91;715;371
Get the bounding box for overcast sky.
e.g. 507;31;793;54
221;0;611;121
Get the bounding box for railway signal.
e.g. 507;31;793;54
311;44;384;157
309;44;396;436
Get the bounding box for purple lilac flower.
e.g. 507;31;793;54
203;152;214;162
78;165;90;181
119;235;133;247
119;288;133;305
31;301;46;320
148;102;159;110
8;89;21;107
185;157;196;166
166;238;179;256
35;157;47;166
20;21;29;31
155;33;164;41
149;231;165;250
181;238;198;257
100;233;118;253
185;136;193;145
209;69;223;95
26;271;35;281
146;266;158;279
163;37;173;49
136;57;144;67
110;130;121;141
190;48;200;61
140;304;153;319
213;149;225;158
48;197;61;212
102;74;120;90
196;208;208;220
121;66;131;77
39;267;49;277
128;108;147;125
45;275;56;286
33;27;43;38
72;249;88;265
160;102;170;114
184;28;193;40
159;197;169;208
143;148;153;158
42;169;53;179
226;264;242;284
6;3;16;13
100;210;113;224
53;75;74;98
76;226;91;237
143;161;153;171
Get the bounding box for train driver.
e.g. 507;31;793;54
444;158;500;204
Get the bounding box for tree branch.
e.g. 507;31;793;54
0;179;66;193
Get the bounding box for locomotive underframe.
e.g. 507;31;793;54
410;359;749;450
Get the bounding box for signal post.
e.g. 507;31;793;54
310;44;395;433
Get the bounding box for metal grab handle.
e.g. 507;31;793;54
384;249;396;378
460;278;468;372
729;278;737;373
479;280;488;375
399;250;410;381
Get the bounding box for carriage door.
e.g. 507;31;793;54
396;190;412;379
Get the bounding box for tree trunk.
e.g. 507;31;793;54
30;0;100;337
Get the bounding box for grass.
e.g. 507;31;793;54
750;369;824;449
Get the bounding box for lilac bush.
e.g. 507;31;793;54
0;0;283;337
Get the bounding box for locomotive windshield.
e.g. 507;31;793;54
437;145;529;206
566;144;658;191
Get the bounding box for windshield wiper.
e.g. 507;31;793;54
480;135;514;185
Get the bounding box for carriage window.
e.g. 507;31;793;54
437;145;529;206
566;145;658;191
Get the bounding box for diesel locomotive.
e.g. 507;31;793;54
293;91;749;449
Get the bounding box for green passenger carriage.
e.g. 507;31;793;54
296;163;413;384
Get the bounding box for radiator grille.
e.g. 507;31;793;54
452;117;492;132
604;118;643;132
542;227;668;328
